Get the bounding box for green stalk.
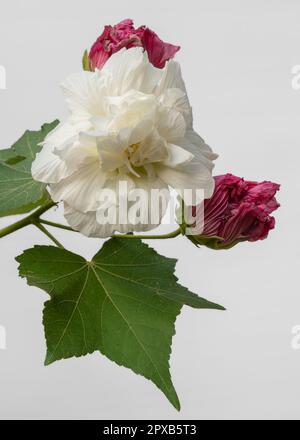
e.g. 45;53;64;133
39;219;74;232
33;221;65;248
113;228;182;240
34;219;183;240
0;201;182;242
0;201;57;239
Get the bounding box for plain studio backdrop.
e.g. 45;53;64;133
0;0;299;420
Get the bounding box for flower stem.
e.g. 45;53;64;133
39;219;75;232
0;201;57;239
113;228;182;240
33;221;65;248
0;201;182;243
36;220;183;240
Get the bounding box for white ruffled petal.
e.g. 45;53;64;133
176;130;218;177
107;90;156;132
50;161;107;212
127;129;168;168
156;163;215;202
96;132;128;172
102;47;162;95
64;204;111;238
95;174;170;236
157;107;186;142
31;122;78;184
64;174;170;238
61;71;107;128
180;129;219;162
159;88;192;127
54;132;99;170
163;143;194;168
155;60;186;96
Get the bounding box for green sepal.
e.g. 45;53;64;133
82;49;91;71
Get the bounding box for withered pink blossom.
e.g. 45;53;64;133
88;19;180;70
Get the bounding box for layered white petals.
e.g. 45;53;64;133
163;144;194;168
154;60;187;95
50;161;106;212
106;90;156;131
177;129;219;174
156;163;215;203
32;123;78;184
159;88;192;128
181;129;219;162
32;47;217;237
157;106;186;142
102;47;162;95
61;71;107;130
95;132;128;173
64;204;110;238
65;175;169;238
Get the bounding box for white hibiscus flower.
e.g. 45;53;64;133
32;47;217;237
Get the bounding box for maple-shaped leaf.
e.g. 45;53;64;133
16;238;224;410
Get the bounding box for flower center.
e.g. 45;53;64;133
126;142;140;161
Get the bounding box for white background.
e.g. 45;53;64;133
0;0;299;420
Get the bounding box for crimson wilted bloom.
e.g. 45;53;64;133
86;18;180;70
182;174;280;249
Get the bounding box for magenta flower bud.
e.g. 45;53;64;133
86;18;180;71
182;174;280;249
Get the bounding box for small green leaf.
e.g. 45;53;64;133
82;49;91;71
0;121;59;217
16;239;224;410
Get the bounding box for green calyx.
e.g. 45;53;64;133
178;215;229;250
82;49;91;71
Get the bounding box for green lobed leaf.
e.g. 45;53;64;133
16;238;224;410
0;120;59;217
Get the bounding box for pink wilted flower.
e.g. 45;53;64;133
86;18;180;70
182;174;280;249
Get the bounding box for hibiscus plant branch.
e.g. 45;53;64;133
35;218;183;240
0;201;58;240
112;228;182;240
32;221;65;249
39;219;75;232
38;219;182;240
0;199;182;243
